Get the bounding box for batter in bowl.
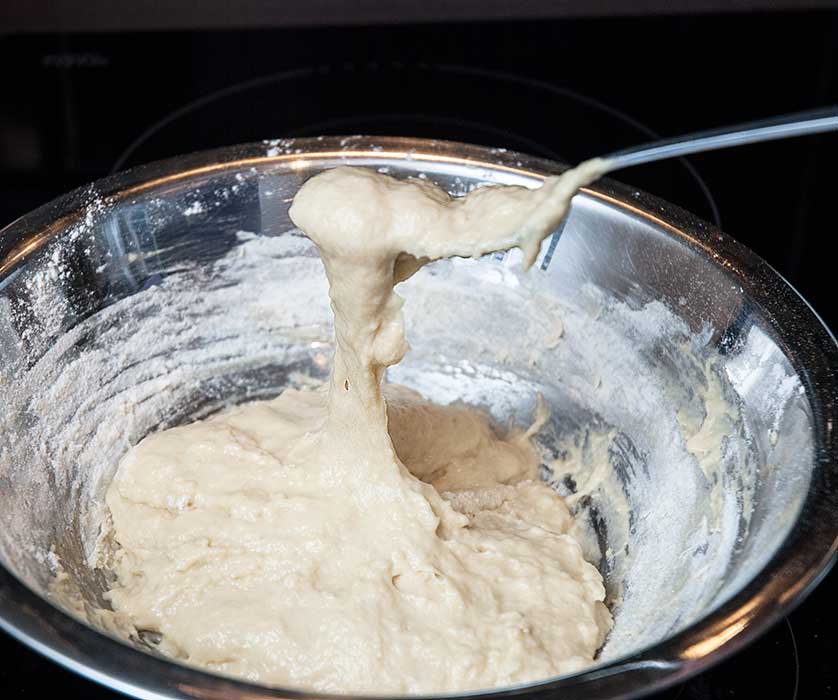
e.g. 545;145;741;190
104;160;612;693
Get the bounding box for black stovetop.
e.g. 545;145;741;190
1;11;836;699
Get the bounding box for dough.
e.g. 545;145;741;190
105;160;612;693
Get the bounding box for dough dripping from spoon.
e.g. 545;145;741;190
102;159;612;693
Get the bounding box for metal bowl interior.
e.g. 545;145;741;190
0;137;836;700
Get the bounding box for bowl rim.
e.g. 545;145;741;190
1;135;837;700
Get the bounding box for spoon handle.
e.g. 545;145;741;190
603;106;838;171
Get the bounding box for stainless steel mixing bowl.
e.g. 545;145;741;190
0;137;836;700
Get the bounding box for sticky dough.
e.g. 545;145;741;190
104;159;612;693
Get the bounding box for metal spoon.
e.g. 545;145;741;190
538;106;838;268
601;105;838;171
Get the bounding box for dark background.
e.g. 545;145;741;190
1;5;836;699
